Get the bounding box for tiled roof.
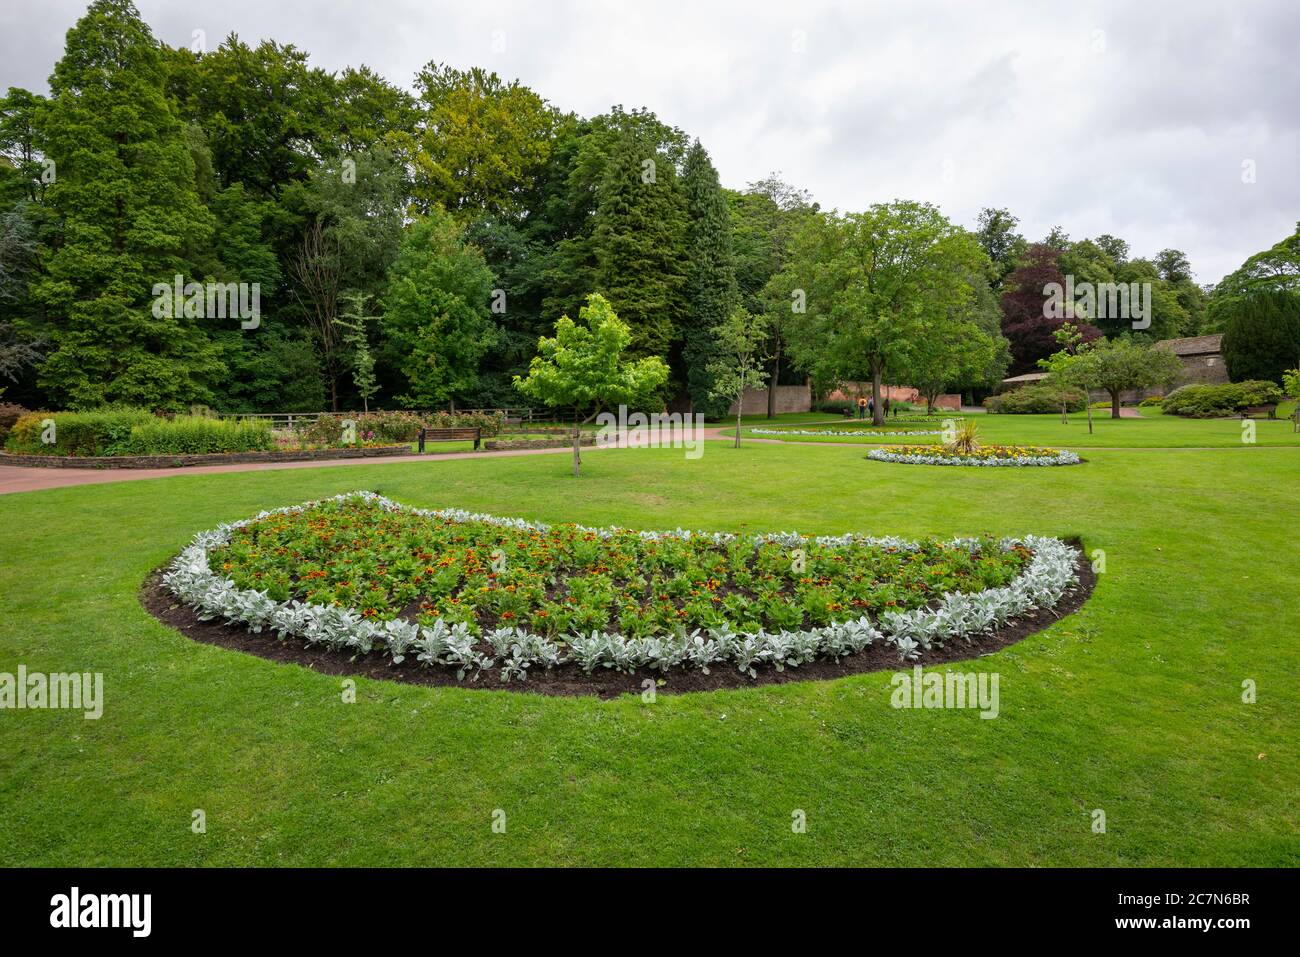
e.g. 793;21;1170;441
1155;334;1223;356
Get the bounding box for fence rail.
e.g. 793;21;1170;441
217;409;534;431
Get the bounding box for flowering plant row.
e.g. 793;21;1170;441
162;492;1081;682
868;445;1082;467
750;428;942;437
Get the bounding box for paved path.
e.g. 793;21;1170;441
0;427;737;496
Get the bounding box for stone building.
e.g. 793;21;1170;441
1154;334;1229;389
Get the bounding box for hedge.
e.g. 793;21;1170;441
1160;381;1283;417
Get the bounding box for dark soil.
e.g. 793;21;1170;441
140;542;1095;699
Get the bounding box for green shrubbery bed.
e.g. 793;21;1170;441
983;383;1087;414
1160;381;1283;417
5;408;274;456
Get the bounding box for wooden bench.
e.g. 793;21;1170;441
418;427;481;452
1239;404;1278;419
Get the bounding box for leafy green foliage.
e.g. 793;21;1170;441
1219;289;1300;384
984;383;1088;414
1161;380;1283;417
211;496;1028;634
682;141;736;417
34;0;223;409
380;209;496;407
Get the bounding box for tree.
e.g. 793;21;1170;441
398;63;556;220
0;87;48;204
34;0;224;409
1088;336;1182;418
1219;289;1300;384
707;306;768;448
1038;322;1095;429
337;292;378;412
681;140;736;418
380;209;496;409
974;207;1026;288
1156;248;1192;283
731;173;818;418
1206;223;1300;331
514;293;669;476
290;219;343;409
591;127;688;362
778;201;990;425
1000;243;1101;375
904;318;1000;415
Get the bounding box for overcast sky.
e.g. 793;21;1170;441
4;0;1298;283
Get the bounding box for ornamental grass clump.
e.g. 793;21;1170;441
946;419;981;454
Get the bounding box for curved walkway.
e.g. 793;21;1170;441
0;428;738;495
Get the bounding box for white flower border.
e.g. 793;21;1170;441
751;427;943;437
868;447;1082;467
162;491;1081;683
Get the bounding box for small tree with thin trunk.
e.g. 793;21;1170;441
514;294;669;477
336;291;378;413
1038;321;1094;430
707;306;769;448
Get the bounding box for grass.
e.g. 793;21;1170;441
742;409;1300;448
0;438;1297;866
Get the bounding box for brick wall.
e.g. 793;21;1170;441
727;384;811;416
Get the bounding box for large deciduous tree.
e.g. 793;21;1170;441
776;200;989;425
1000;243;1100;376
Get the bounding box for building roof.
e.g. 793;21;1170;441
1001;372;1050;384
1155;334;1223;357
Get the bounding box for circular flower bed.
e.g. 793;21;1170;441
161;492;1082;685
868;445;1082;467
751;427;943;437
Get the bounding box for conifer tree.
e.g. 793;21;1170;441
35;0;222;408
592;129;687;363
682;140;736;418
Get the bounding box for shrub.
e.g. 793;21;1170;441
1161;381;1283;417
1138;396;1164;408
124;416;274;454
5;406;155;456
0;403;28;444
984;383;1087;414
298;416;345;446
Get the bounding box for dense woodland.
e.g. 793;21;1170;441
1;0;1297;417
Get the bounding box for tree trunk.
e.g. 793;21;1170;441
871;362;884;426
766;342;781;419
1060;400;1068;425
734;401;742;448
1110;391;1121;419
1085;397;1094;434
572;411;581;477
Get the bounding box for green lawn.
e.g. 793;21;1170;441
742;409;1300;448
0;439;1296;866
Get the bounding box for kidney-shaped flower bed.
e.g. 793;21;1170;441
868;445;1082;467
158;492;1085;691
